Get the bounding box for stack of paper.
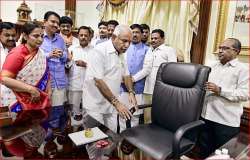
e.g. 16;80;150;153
68;127;108;146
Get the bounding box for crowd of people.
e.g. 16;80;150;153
0;10;249;159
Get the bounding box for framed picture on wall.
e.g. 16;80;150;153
213;1;249;55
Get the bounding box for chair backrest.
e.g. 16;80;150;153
151;62;211;132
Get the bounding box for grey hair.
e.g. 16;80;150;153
113;24;132;36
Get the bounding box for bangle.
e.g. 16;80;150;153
110;96;119;106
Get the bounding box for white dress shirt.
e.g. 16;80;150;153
67;44;93;91
71;36;80;47
82;40;126;114
143;44;177;94
201;59;249;127
0;42;10;107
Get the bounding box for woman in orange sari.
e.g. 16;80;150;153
0;22;51;157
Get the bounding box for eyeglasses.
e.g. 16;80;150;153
218;46;238;52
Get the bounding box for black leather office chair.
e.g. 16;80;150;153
121;62;211;160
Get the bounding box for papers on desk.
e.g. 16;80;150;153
68;127;108;146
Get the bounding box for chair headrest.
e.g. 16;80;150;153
161;62;199;88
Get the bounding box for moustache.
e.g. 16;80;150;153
52;26;58;30
80;39;87;42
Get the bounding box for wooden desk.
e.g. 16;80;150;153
0;112;121;159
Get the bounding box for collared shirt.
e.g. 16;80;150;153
67;44;93;91
121;42;149;94
0;42;9;107
82;40;127;114
40;32;68;89
201;59;249;127
144;44;177;94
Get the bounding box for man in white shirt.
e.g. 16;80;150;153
91;21;109;47
82;24;136;131
66;26;93;123
142;29;177;122
0;22;16;107
82;25;137;159
198;38;249;158
119;24;149;131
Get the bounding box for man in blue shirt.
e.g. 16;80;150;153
40;11;68;132
119;24;149;130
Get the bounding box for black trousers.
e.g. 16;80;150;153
197;118;240;158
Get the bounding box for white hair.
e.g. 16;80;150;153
113;24;132;36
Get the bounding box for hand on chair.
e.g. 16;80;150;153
115;102;132;121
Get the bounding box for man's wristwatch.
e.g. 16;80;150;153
128;90;136;95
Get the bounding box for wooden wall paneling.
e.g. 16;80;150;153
65;0;76;28
190;0;212;64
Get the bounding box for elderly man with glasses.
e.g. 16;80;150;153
197;38;249;158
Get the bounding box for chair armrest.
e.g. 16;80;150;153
128;104;152;115
137;104;152;110
172;120;205;158
124;104;152;129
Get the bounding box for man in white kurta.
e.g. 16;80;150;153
82;25;136;130
0;22;16;107
118;24;149;131
198;38;249;158
143;29;177;96
142;29;177;123
82;25;136;159
66;26;93;123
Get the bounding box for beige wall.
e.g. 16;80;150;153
0;1;65;22
0;0;100;31
205;1;249;66
76;1;100;31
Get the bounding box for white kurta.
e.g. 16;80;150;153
67;44;93;91
144;44;177;94
82;40;126;114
